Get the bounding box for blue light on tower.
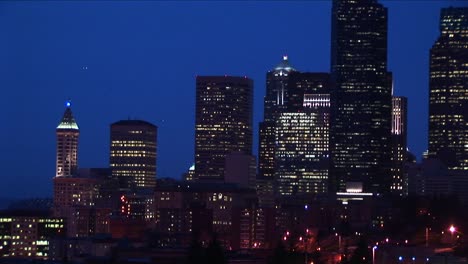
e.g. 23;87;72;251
66;100;71;107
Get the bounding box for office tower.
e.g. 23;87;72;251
428;7;468;172
330;0;392;193
54;177;99;208
110;120;157;189
54;168;112;209
53;167;117;238
259;56;297;179
275;73;331;196
390;96;408;195
53;176;103;238
194;76;253;181
56;101;79;177
258;123;275;179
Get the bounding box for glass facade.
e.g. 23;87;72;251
330;0;392;193
429;7;468;172
275;72;331;196
259;57;297;179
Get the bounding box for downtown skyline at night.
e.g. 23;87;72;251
0;1;465;197
0;1;467;263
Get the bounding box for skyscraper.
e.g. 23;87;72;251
110;120;157;189
56;101;79;177
391;96;408;195
428;7;468;172
259;56;297;179
330;0;392;193
275;72;331;196
195;76;253;181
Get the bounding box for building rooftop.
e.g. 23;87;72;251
57;101;79;130
111;119;156;127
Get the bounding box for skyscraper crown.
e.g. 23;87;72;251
57;101;79;130
273;55;296;72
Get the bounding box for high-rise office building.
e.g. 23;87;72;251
330;0;392;193
391;96;408;195
195;76;253;181
428;7;468;172
258;122;275;179
275;73;331;196
259;56;297;179
56;101;79;177
110;120;157;189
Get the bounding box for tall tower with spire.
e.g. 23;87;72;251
258;56;297;179
257;56;297;207
56;100;79;177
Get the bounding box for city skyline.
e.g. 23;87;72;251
0;1;467;262
0;1;466;198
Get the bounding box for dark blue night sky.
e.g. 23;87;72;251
0;1;465;198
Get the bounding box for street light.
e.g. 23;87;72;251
449;225;456;234
372;246;377;264
425;227;430;247
335;233;342;253
449;225;456;243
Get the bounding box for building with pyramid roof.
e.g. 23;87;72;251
56;100;79;177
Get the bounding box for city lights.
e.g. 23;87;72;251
1;1;467;263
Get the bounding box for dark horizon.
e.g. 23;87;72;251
0;0;466;198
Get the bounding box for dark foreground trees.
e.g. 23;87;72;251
187;234;226;264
